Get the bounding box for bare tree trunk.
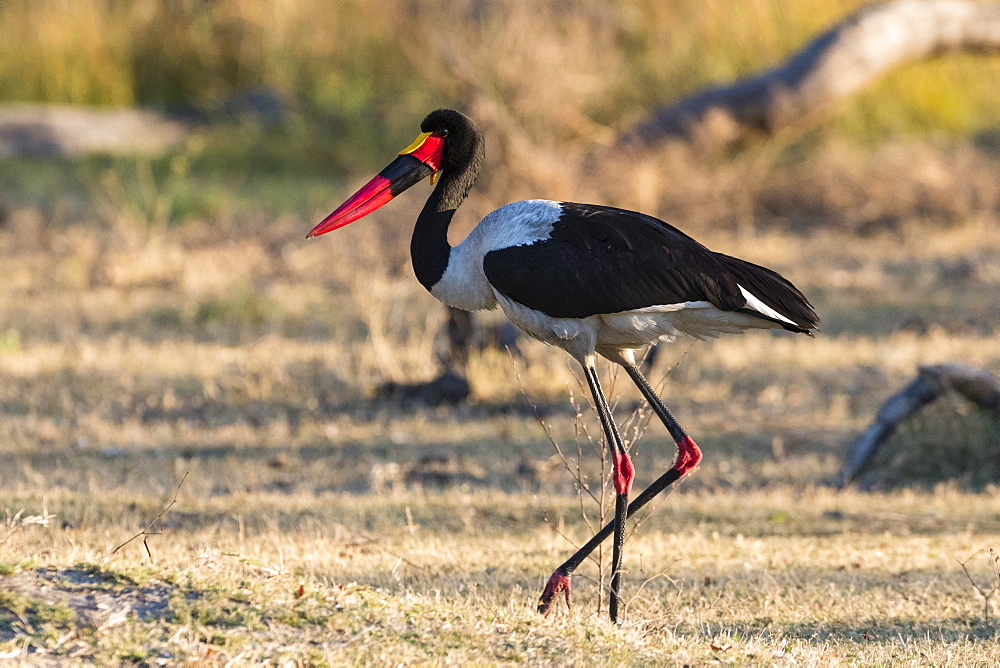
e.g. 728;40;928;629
613;0;1000;157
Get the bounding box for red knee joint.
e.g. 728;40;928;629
612;451;634;496
672;436;702;476
537;570;571;615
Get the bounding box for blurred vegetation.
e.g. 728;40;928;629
1;0;998;239
2;0;1000;154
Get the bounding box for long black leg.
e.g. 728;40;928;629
578;361;633;623
538;356;702;618
619;359;694;448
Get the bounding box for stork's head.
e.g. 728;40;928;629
307;109;483;238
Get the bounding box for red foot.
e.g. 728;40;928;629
673;436;702;475
612;451;635;496
537;570;571;615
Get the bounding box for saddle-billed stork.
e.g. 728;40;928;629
308;109;818;624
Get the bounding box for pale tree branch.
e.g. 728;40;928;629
613;0;1000;157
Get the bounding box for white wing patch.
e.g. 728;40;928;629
738;284;795;325
478;199;562;252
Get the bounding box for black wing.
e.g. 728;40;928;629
482;203;817;332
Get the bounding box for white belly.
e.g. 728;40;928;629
496;296;784;362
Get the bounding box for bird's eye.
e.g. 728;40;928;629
436;129;449;138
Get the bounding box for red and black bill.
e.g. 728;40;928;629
308;131;445;237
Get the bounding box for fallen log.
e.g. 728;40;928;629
839;363;1000;487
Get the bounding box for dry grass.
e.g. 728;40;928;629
3;488;1000;664
2;2;1000;662
1;191;999;662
